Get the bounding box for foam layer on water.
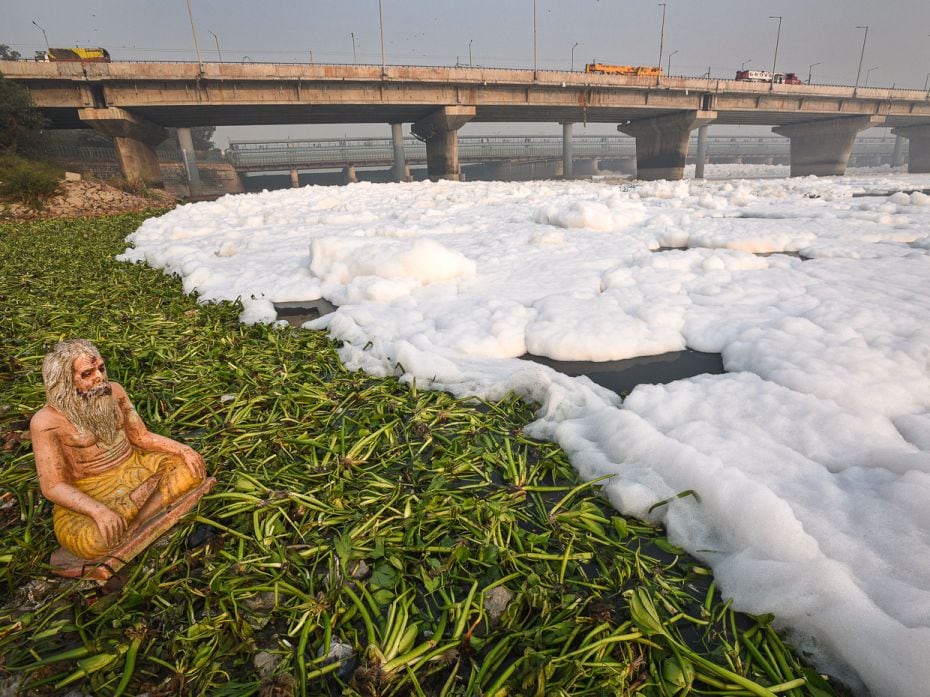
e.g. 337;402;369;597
121;167;930;696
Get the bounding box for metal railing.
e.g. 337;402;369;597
225;135;902;171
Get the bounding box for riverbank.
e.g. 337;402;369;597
0;213;845;695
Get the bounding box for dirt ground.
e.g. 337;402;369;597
0;178;177;222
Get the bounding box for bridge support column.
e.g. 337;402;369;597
391;123;408;182
78;107;168;187
343;165;358;184
177;127;202;195
773;116;885;177
562;122;574;179
618;110;717;181
290;168;300;188
574;159;599;176
694;125;709;179
891;124;930;173
892;134;906;167
411;106;476;181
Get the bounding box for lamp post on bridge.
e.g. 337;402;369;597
741;58;752;70
854;25;869;91
184;0;204;72
657;3;667;78
350;32;358;64
865;65;878;87
31;20;50;57
469;39;473;66
378;0;385;72
667;49;678;76
532;0;537;76
571;41;578;72
768;15;782;87
208;30;222;62
807;61;820;84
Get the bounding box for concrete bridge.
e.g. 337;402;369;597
4;60;930;185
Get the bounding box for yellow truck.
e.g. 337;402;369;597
35;47;111;63
584;63;662;77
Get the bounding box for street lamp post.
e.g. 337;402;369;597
854;25;868;90
208;30;222;62
185;0;204;72
378;0;385;72
769;15;782;86
350;32;358;64
667;49;678;76
865;65;878;87
533;0;537;76
31;20;50;56
657;3;667;71
807;61;821;84
469;39;473;66
309;50;313;64
741;58;752;70
571;41;578;72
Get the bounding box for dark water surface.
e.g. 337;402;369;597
274;299;338;326
522;350;725;396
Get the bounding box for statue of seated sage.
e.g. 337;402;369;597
29;339;216;580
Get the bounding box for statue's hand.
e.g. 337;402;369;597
94;506;127;548
181;446;206;481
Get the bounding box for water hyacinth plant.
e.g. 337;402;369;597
0;213;847;696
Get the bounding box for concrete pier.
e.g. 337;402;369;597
573;159;599;176
391;123;408;182
562;123;573;179
773;116;885;177
78;107;167;186
618;110;717;180
343;165;358;184
177;127;202;195
694;125;709;179
290;168;300;188
411;106;476;181
892;135;906;167
891;124;930;173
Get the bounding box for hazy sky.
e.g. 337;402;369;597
5;0;929;144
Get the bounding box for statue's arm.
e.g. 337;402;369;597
114;383;206;480
30;411;127;547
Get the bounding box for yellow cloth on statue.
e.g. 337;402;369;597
53;449;200;560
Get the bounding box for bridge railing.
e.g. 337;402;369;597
225;135;901;170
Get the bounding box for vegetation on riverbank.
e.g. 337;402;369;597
0;213;845;695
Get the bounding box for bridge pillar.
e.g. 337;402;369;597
773;116;885;177
694;125;709;179
343;165;358;184
411;106;476;181
574;159;599;176
78;107;168;187
562;122;574;178
892;135;906;167
177;127;203;195
290;168;300;188
891;124;930;173
618;110;717;180
390;123;409;182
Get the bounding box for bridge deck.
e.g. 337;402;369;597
5;62;930;131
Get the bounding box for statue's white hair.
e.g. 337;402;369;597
42;339;121;443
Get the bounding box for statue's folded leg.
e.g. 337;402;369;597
52;450;203;560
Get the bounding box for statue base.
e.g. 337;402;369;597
49;476;217;582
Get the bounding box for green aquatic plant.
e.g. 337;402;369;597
0;213;846;695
